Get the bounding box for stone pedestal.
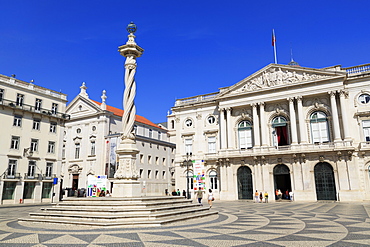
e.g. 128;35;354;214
112;139;140;198
112;180;141;197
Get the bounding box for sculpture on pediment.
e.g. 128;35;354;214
236;68;331;93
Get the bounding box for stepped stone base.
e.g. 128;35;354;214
18;196;218;228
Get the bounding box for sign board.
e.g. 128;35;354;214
87;175;107;197
193;160;205;191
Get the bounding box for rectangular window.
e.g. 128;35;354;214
51;103;58;114
363;120;370;142
2;181;16;199
75;143;80;159
45;162;53;178
16;93;24;106
155;170;159;179
30;139;39;152
48;141;55;153
208;136;216;153
62;143;66;159
0;88;4;102
158;132;161;140
162;171;166;179
42;182;52;198
139;169;143;178
90;141;96;155
23;182;36;199
13;115;22;127
33;119;41;130
155;157;159;165
140;154;144;163
162;158;166;166
185;138;192;154
35;98;42;111
28;161;36;177
147;170;151;179
148;155;152;164
10;136;20;149
7;160;17;177
149;129;153;138
50;122;57;133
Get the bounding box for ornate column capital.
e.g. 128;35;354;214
339;90;349;99
287;97;294;103
328;91;336;97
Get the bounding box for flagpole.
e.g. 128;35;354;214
272;29;278;64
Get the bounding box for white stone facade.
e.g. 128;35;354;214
0;74;68;205
168;63;370;202
62;84;175;197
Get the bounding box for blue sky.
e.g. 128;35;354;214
1;0;369;123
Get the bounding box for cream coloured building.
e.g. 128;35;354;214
168;63;370;202
62;83;175;196
0;74;68;204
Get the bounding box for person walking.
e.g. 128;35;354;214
264;191;269;203
196;187;204;206
259;192;263;203
254;190;259;203
182;190;186;198
208;189;214;208
289;191;294;201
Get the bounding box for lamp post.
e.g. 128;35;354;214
184;152;192;199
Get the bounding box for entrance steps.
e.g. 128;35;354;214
18;196;218;228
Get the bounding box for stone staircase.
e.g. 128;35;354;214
18;196;218;228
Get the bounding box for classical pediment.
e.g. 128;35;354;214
218;64;346;97
66;96;103;118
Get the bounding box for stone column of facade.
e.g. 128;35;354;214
252;103;260;147
296;96;308;144
259;102;268;146
288;98;298;145
329;91;342;141
339;90;351;140
219;108;227;150
226;108;232;149
113;22;144;197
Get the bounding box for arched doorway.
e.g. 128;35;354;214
273;164;292;199
237;166;253;199
314;162;337;200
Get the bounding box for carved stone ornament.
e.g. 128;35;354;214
235;67;331;93
114;157;139;179
68;164;83;174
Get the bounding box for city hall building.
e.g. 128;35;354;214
168;63;370;202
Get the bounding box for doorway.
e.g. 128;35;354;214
314;162;337;201
72;174;79;191
273;164;292;199
237;166;253;199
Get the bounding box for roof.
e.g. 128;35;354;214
91;100;161;129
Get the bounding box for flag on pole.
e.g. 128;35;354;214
272;29;276;46
272;29;278;64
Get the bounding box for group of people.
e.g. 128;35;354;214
254;190;269;203
275;189;294;201
165;188;214;208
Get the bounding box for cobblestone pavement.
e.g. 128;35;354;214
0;200;370;246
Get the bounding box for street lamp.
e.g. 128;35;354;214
184;152;192;199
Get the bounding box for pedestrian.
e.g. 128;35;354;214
289;191;294;201
182;190;186;198
277;189;282;201
275;189;278;200
264;191;269;203
106;190;111;197
254;190;259;203
208;189;214;208
165;189;168;196
196;187;204;206
99;190;105;197
259;192;263;203
177;189;181;196
172;189;177;196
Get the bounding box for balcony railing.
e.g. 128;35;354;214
175;92;218;106
0;98;70;120
346;63;370;75
24;173;42;180
2;173;21;179
42;174;56;180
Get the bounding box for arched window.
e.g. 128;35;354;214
238;121;253;149
187;171;194;190
209;170;218;190
310;112;329;143
272;116;289;146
